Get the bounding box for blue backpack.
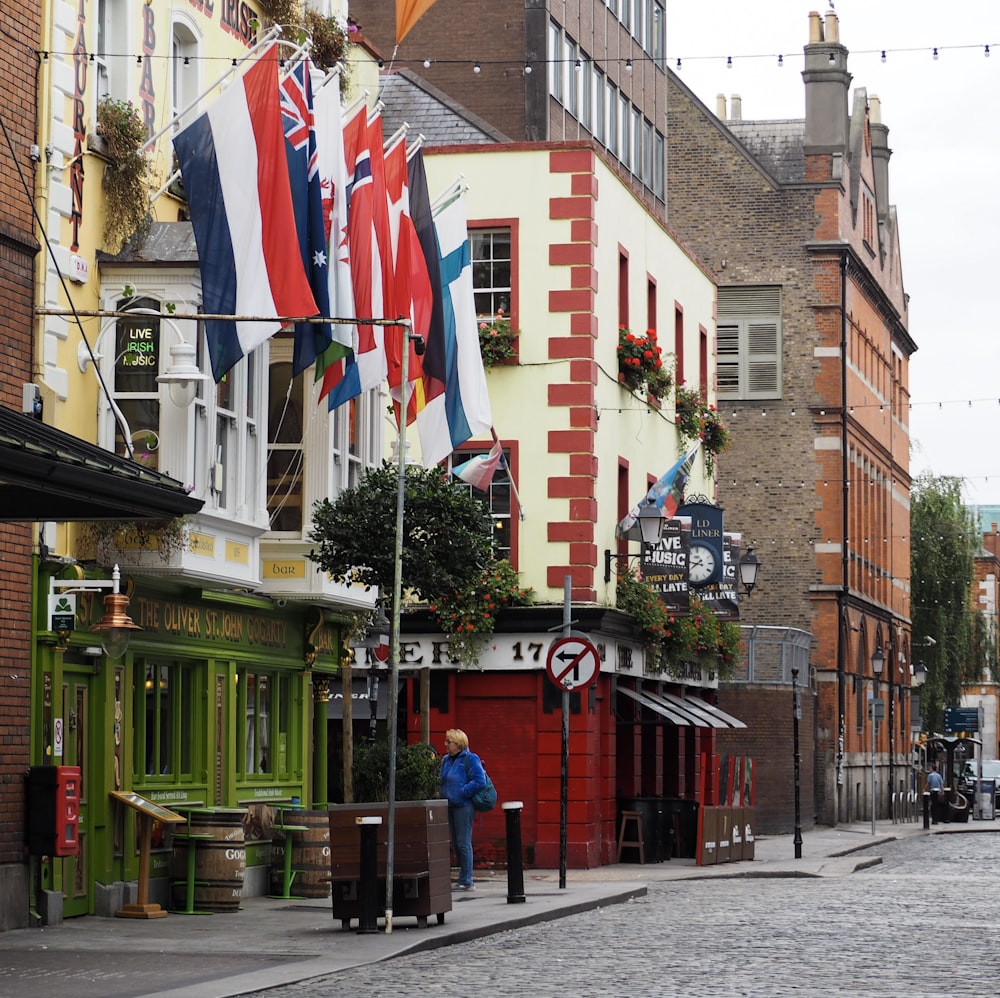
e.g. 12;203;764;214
464;754;497;812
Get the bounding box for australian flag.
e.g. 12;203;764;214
280;58;332;375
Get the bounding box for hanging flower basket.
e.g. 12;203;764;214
617;326;671;400
478;311;518;368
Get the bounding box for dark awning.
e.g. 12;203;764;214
617;684;694;725
648;689;747;730
0;406;203;521
617;682;747;729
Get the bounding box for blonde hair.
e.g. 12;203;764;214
444;728;469;751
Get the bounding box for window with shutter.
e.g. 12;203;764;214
716;287;781;400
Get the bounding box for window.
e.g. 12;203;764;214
95;0;128;106
171;21;200;131
619;94;630;168
564;36;577;116
112;297;162;471
548;21;562;101
650;2;665;65
618;251;629;329
592;67;605;143
674;305;684;386
185;320;259;519
470;228;511;319
653;131;665;199
632;108;642;177
716;286;782;400
134;659;196;781
267;357;305;532
699;326;709;400
647;278;656;332
632;0;643;43
236;669;293;780
606;80;618;156
449;447;513;561
578;53;591;130
642;118;653;185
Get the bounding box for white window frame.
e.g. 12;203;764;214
548;20;562;102
171;15;202;133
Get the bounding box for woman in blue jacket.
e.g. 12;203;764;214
440;728;486;890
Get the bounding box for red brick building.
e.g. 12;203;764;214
0;3;43;931
667;11;916;828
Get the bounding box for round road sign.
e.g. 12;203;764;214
545;636;601;690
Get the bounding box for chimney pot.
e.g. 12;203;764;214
809;11;823;43
825;11;839;43
730;94;742;120
716;93;727;119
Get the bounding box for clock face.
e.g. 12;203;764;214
688;544;718;585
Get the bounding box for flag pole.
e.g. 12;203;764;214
491;427;525;521
143;26;282;154
146;28;285;207
385;316;414;935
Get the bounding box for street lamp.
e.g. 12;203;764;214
349;604;391;745
738;547;761;596
603;503;666;582
791;666;802;858
870;646;885;835
50;564;141;659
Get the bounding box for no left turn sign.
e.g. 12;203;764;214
546;636;601;690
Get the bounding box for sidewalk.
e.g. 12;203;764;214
0;817;983;998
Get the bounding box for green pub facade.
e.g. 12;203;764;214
32;563;342;919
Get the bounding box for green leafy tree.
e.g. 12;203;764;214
910;474;980;733
307;462;494;600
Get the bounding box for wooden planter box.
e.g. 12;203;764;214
328;800;452;929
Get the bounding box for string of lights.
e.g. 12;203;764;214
32;39;998;70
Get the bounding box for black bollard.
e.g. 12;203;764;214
922;792;930;830
356;816;381;933
503;801;526;904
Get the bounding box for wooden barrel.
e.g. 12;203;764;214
171;809;246;913
270;808;331;899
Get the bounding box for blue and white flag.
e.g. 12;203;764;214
419;188;492;466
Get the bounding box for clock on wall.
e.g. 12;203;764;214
688;543;719;587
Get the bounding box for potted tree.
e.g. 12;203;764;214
327;741;447;928
309;462;531;927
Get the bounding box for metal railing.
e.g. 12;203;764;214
728;625;813;685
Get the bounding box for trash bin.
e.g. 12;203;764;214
662;798;699;859
618;797;668;863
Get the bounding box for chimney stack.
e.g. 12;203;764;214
868;95;891;222
802;9;852;155
716;93;727;119
730;94;742;120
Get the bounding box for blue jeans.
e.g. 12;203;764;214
448;802;474;885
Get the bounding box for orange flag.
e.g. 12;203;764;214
395;0;440;44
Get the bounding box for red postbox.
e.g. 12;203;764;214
26;765;81;857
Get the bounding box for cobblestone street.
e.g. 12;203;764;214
253;834;1000;997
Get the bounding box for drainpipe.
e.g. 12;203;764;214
837;250;849;824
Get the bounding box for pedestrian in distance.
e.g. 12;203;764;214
926;760;944;824
440;728;486;891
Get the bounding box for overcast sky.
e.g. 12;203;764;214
666;1;1000;508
